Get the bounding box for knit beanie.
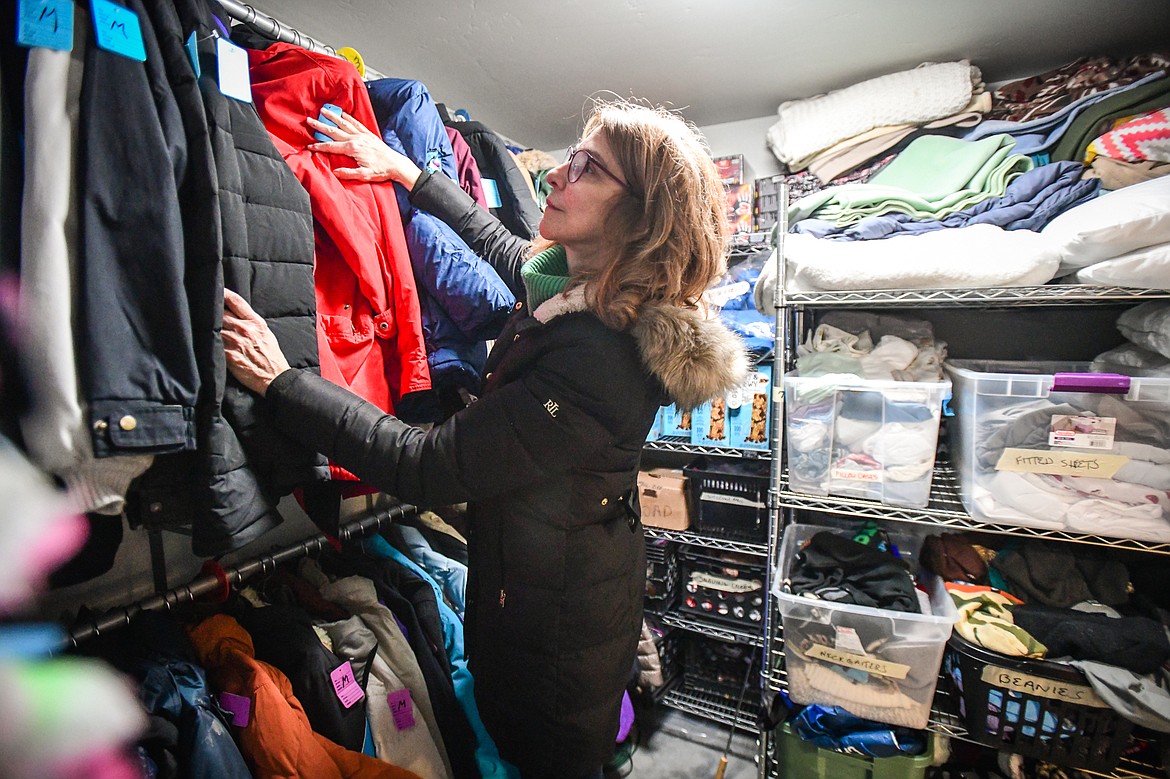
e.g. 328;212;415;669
520;244;570;309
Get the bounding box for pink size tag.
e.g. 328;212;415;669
329;661;365;709
387;688;416;730
219;692;251;727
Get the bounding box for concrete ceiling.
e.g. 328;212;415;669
246;0;1170;151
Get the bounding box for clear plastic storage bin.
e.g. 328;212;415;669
944;360;1170;542
784;375;950;508
773;523;957;729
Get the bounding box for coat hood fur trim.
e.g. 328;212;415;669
535;290;750;411
632;305;751;411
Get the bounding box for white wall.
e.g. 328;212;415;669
700;114;782;180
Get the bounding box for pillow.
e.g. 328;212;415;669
1117;301;1170;359
1041;175;1170;271
1074;241;1170;289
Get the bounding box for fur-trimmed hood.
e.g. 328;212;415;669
534;289;750;411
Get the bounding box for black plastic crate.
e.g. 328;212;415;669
677;544;766;628
645;538;679;608
944;634;1134;772
683;634;760;700
683;457;770;544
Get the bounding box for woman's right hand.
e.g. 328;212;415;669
307;108;422;188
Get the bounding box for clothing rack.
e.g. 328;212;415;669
62;501;416;651
214;0;386;80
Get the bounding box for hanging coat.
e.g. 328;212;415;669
132;0;329;556
445;118;543;239
188;614;422;779
366;78;514;413
246;42;430;467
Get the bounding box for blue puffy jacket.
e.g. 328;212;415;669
367;79;514;414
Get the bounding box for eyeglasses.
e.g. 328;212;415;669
565;145;632;192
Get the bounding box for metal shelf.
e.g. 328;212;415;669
645;527;768;556
782;285;1170;309
660;676;761;734
645;435;771;459
660;609;765;647
778;462;1170;555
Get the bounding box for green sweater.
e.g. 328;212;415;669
520;244;570;309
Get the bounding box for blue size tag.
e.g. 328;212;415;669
17;0;74;51
90;0;146;62
215;37;252;103
185;31;200;78
481;178;503;209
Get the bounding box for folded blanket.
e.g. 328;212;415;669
767;61;981;167
1089;108;1170;164
795;161;1097;241
803;92;992;184
790;135;1033;226
783;224;1061;292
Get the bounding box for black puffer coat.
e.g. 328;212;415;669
265;173;748;777
132;0;327;556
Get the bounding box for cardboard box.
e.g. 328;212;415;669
724;181;754;235
712;153;753;186
753;174;786;234
638;468;692;530
660;403;695;440
690;396;729;447
725;362;773;452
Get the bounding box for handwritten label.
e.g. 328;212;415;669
387;688;416;730
330;661;365;709
980;665;1108;708
689;571;761;593
1048;414;1116;450
994;447;1128;478
834;626;866;655
215;37;252;103
806;644;910;680
17;0;74;51
219;692;251;727
830;468;883;483
90;0;145;61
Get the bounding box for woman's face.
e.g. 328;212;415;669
539;132;631;269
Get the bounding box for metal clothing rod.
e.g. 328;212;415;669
214;0;386;79
61;502;416;651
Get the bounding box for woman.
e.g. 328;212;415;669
223;99;749;779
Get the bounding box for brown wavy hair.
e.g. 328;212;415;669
533;99;729;331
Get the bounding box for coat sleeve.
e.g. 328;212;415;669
266;338;627;507
409;169;532;301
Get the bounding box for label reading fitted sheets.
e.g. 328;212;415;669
994;447;1129;478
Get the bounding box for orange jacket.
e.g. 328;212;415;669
188;614;422;779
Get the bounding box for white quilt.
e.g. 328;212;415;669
781;224;1062;291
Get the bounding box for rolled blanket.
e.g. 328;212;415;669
767;61;982;168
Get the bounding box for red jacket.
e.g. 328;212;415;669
247;44;430;439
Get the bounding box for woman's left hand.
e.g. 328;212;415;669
222;288;292;396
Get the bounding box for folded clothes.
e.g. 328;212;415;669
794;161;1098;241
1013;604;1170;674
786;531;919;613
991;542;1130;609
945;582;1046;657
789;134;1033;227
